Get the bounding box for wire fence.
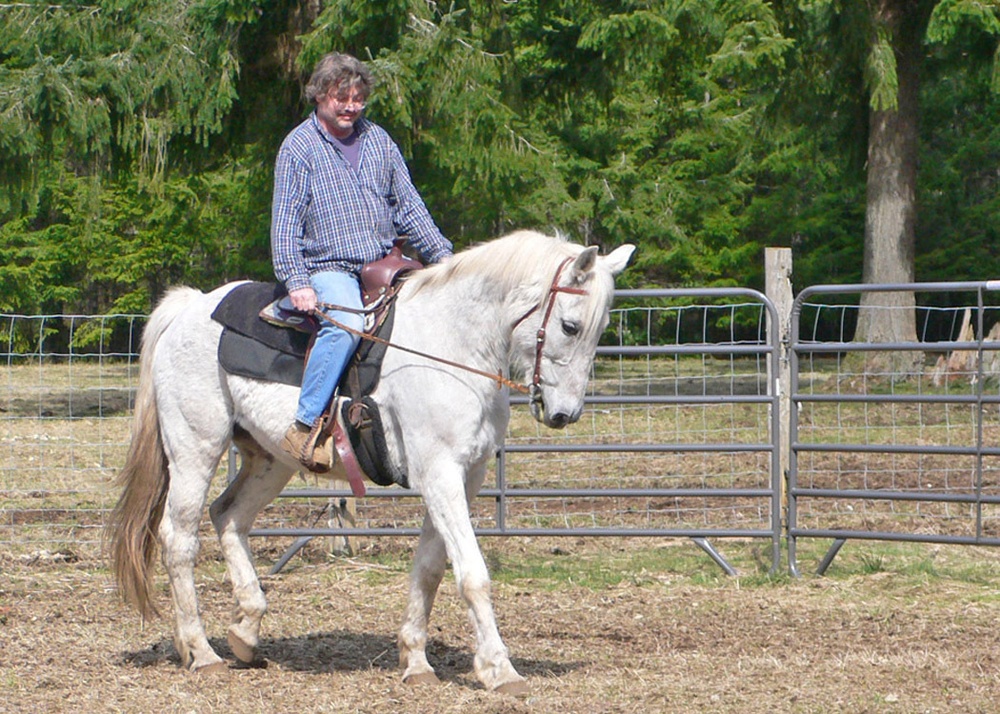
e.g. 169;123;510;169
1;313;144;553
7;282;1000;576
1;293;780;569
788;281;1000;573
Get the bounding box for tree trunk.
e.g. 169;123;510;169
855;0;934;373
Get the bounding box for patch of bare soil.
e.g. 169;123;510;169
1;539;999;714
2;388;133;418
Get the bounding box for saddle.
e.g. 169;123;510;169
212;242;423;495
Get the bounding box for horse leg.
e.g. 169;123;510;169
398;514;448;685
158;447;229;672
209;428;295;665
417;460;527;694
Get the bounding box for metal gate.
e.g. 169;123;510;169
10;282;1000;578
253;288;784;574
787;281;1000;575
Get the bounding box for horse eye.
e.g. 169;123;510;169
562;320;580;336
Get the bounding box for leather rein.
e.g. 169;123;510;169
316;256;588;397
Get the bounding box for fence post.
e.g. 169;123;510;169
765;248;793;516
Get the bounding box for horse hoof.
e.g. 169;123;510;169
495;680;530;697
227;631;257;664
192;660;229;675
404;671;441;687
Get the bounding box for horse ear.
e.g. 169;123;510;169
602;244;635;276
569;246;599;284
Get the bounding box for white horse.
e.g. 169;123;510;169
107;230;633;693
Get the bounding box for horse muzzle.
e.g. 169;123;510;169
529;385;581;429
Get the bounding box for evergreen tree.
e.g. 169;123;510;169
0;0;253;313
4;0;1000;332
782;1;1000;353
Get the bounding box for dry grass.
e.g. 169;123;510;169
3;537;1000;714
5;354;1000;711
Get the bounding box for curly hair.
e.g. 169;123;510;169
304;53;374;105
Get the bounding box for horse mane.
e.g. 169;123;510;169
406;229;582;296
404;229;615;342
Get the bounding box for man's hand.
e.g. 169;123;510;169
288;286;318;313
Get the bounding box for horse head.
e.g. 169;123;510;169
516;241;635;429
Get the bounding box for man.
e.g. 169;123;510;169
271;52;453;471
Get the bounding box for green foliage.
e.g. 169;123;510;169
0;156;270;314
0;0;268;313
0;0;245;199
917;19;1000;282
502;0;795;286
299;0;415;68
3;0;1000;320
292;0;798;288
927;0;1000;44
928;0;1000;94
865;25;900;111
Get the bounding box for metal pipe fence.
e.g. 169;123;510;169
254;288;783;574
1;289;783;574
788;281;1000;575
8;280;1000;578
10;279;1000;577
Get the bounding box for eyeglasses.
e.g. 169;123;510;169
327;93;367;110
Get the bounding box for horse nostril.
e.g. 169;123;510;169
548;412;570;429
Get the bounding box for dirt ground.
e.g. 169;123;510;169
2;537;1000;714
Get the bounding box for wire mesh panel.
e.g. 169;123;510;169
788;282;1000;573
2;290;783;572
496;292;778;535
1;313;144;556
263;289;782;573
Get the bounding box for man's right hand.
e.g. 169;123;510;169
288;286;318;313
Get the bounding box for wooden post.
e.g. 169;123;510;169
765;248;793;511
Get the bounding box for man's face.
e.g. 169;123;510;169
316;85;367;138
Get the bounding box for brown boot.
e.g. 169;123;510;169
280;421;332;473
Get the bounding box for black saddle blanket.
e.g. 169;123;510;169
211;282;311;387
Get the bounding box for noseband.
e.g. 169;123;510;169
512;256;589;407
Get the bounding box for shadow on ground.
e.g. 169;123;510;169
117;629;583;685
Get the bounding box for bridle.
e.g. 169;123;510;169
512;256;589;407
316;255;589;397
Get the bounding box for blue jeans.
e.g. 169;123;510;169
295;270;364;426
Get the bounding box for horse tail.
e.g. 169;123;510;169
106;287;201;620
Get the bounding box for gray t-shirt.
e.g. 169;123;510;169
331;130;360;172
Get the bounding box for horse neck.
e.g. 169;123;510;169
398;272;520;376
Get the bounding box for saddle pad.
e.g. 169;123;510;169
218;330;306;386
212;282;312;354
212;282;311;387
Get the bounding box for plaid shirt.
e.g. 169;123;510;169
271;113;453;291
